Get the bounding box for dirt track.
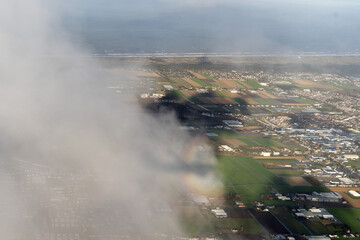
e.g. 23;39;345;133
328;187;360;208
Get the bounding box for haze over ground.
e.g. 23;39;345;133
0;0;221;239
61;0;360;54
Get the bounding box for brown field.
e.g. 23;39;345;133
244;98;258;104
293;79;327;88
137;71;161;77
223;91;243;98
259;91;278;99
215;80;239;88
191;72;207;80
256;92;272;99
240;82;254;89
210;97;236;104
254;156;304;159
282;176;312;186
223;138;248;147
328;187;360;208
182;78;202;87
182;90;199;97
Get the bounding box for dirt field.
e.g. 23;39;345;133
136;71;160;77
282;176;312;186
240;82;254;89
328;187;360;208
191;72;207;80
244;98;258;104
182;90;199;97
259;91;277;99
293;79;327;88
223;91;243;98
215;80;239;88
182;78;202;87
224;138;248;147
210;97;236;104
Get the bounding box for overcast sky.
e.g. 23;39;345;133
59;0;360;53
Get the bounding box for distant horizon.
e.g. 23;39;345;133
91;51;360;57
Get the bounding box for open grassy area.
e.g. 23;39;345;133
245;80;262;89
191;78;213;87
269;169;303;177
216;155;289;205
256;158;299;163
253;98;273;105
327;208;360;233
271;208;309;234
289;97;316;104
347;160;360;169
208;129;258;147
215;90;227;97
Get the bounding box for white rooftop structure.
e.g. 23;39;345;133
222;120;243;128
344;154;359;160
192;195;210;205
349;190;360;197
338;177;355;185
211;208;227;218
163;85;174;90
219;145;234;152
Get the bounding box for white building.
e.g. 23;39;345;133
349;190;360;197
260;152;271;157
211;208;227;218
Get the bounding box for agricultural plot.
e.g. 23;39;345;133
182;78;202;87
269;169;303;177
208;129;258;147
169;77;192;88
180;206;264;235
190;78;214;87
292;79;334;89
216;156;289;206
244;80;262;89
252;98;273;105
327;208;360;233
270;208;310;234
328;188;360;208
281;176;312;186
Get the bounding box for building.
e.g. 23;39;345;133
211;208;227;218
349;190;360;197
305;192;342;202
260;152;271;157
222;120;243;128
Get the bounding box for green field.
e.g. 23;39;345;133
245;80;262;89
208;129;258;147
327;208;360;233
191;78;213;87
253;98;273;105
269;169;303;176
271;208;309;234
216;155;289;205
215;90;227;97
347;160;360;169
256;158;299;163
290;97;316;104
